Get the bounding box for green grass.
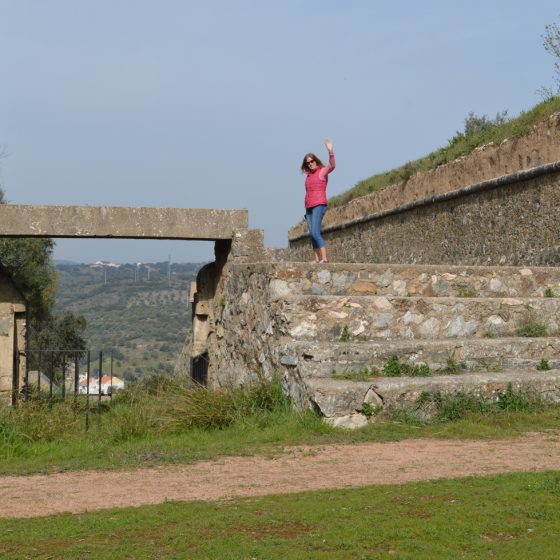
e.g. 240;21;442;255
516;322;548;337
331;367;380;381
382;354;431;377
2;471;560;558
328;97;560;209
2;379;560;477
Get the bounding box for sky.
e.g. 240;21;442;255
1;1;559;264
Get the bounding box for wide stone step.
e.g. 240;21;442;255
269;262;560;298
304;370;560;428
274;337;560;377
279;295;560;341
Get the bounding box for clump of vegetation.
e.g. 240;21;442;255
359;402;375;418
382;355;430;377
331;367;380;381
458;288;478;298
516;322;547;337
0;375;295;462
390;384;545;425
537;358;551;371
545;287;555;297
159;376;291;431
440;358;466;375
483;331;496;338
339;325;350;342
327;97;560;210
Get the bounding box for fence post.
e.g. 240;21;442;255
61;353;66;401
98;351;103;426
85;350;91;433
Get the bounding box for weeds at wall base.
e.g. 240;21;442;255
385;383;548;426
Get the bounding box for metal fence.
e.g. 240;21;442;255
22;349;115;432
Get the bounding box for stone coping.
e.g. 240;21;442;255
0;205;248;240
229;261;560;275
289;161;560;242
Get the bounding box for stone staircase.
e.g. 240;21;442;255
266;263;560;428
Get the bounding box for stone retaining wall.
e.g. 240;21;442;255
289;112;560;240
289;163;560;266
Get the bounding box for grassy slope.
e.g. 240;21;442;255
1;471;560;558
329;97;560;209
54;262;201;380
2;399;560;476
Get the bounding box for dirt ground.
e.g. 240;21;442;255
1;432;560;519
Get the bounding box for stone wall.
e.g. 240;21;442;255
207;263;281;388
204;260;560;416
289;163;560;266
0;271;26;403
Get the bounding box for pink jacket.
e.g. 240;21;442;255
304;151;336;209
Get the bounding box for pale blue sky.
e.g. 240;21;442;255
1;1;559;263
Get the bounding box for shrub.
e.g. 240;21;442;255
537;358;551;371
159;376;290;431
383;355;402;377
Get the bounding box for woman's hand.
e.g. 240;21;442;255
324;138;333;152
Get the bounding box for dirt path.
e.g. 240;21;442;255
1;432;560;519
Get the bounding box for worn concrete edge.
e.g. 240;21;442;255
306;370;560;392
0;205;249;239
288;160;560;242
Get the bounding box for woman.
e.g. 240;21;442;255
301;139;335;263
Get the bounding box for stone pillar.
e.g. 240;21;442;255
188;229;267;386
230;229;267;263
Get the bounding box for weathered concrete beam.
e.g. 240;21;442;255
0;205;248;240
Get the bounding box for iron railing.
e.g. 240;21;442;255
23;349;114;432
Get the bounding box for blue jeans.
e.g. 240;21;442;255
305;204;327;249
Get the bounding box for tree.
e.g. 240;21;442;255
0;185;87;356
541;19;560;96
33;311;87;369
0;234;57;322
463;111;508;138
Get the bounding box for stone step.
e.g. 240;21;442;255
304;370;560;428
269;262;560;299
274;337;560;378
279;295;560;341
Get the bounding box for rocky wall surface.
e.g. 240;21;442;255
207;263;281;388
289;166;560;266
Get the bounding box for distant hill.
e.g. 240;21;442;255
54;261;204;381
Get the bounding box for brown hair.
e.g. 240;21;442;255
301;153;324;173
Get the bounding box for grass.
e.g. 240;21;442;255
328;97;560;209
383;354;431;377
516;322;548;337
331;367;380;381
440;357;467;375
458;288;478;298
1;378;560;477
2;471;560;558
388;384;549;426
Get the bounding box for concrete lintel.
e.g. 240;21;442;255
0;205;248;240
